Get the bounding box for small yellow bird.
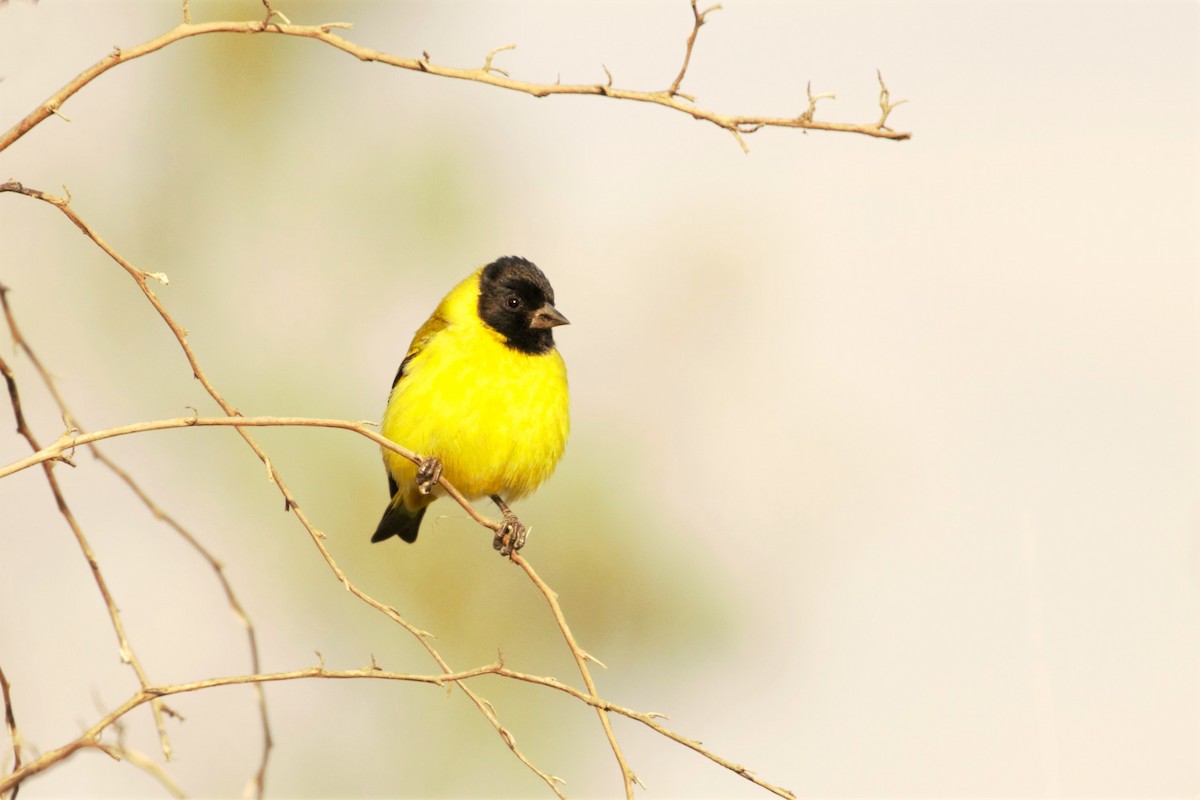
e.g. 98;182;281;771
371;256;570;555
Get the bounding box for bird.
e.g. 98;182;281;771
371;256;570;555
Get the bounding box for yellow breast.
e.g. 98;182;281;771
380;271;570;507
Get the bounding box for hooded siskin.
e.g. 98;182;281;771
371;256;570;544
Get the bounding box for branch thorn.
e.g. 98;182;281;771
799;79;836;123
261;0;291;26
729;128;750;154
875;68;908;129
482;44;516;76
582;650;608;670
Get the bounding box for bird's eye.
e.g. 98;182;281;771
505;296;522;310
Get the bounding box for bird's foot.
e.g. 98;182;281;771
490;495;527;557
416;456;443;495
492;515;527;557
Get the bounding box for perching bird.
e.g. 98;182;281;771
371;256;570;555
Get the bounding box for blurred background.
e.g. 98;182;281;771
1;1;1197;797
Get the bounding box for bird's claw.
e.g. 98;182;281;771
492;514;527;557
488;494;527;557
416;456;443;495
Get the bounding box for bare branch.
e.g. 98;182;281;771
87;449;273;797
668;0;721;99
3;274;787;798
0;2;848;776
1;349;799;796
0;662;20;800
1;415;421;480
103;702;185;799
495;666;797;799
514;554;639;796
0;292;175;764
0;662;510;796
0;184;564;797
1;275;274;795
0;359;799;795
2;652;796;800
93;744;185;799
0;16;909;159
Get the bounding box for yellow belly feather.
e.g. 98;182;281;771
380;271;569;513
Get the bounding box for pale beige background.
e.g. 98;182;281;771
0;1;1197;797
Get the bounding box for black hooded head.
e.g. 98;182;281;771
477;256;569;354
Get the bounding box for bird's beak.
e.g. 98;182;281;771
530;303;570;329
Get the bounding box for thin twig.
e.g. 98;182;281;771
0;662;507;796
93;745;185;799
513;554;640;796
0;285;273;793
1;657;796;799
495;667;797;799
0;17;909;159
259;0;290;27
0;297;174;764
104;699;185;799
2;415;440;485
668;0;720;99
0;277;278;796
482;43;515;76
0;662;20;800
4;282;280;793
875;68;908;130
93;451;275;797
799;80;836;123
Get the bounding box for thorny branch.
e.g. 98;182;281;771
0;290;176;768
89;451;273;796
0;285;273;797
0;2;835;794
0;414;467;486
514;553;642;793
0;418;800;796
0;662;506;795
101;704;186;800
0;180;798;797
0;8;909;159
0;183;567;797
0;657;796;799
0;663;19;800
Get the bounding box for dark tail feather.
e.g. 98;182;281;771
371;502;426;544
